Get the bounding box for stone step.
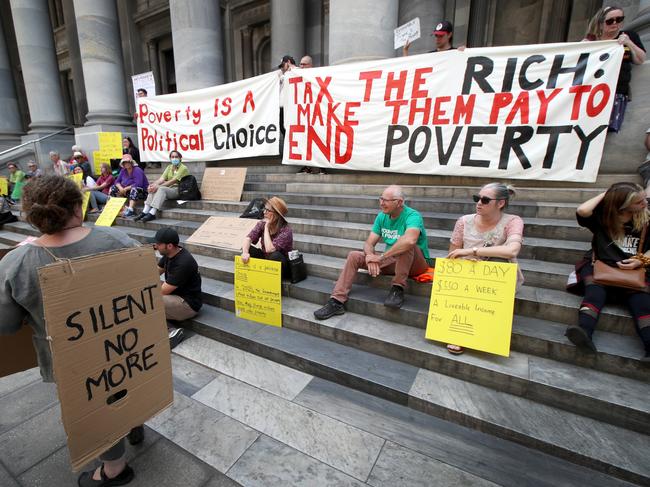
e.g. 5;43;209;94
179;304;650;485
245;178;608;203
167;339;635;487
239;189;583;221
161;201;588;242
0;222;627;334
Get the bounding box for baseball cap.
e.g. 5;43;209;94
146;227;179;245
278;55;296;68
433;21;453;36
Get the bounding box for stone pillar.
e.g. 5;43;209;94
73;0;132;126
328;0;398;64
10;0;67;133
398;0;445;54
170;0;224;92
271;0;304;69
61;0;87;125
628;0;650;44
0;17;23;139
242;27;254;79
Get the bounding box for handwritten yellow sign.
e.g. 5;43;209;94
425;258;518;357
0;177;7;196
68;172;83;188
92;150;109;175
98;132;123;158
95;197;126;227
234;256;281;327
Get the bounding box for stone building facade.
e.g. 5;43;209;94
0;0;648;168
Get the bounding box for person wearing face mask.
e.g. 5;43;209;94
135;150;189;223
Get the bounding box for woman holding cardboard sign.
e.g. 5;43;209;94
446;182;525;355
0;176;140;486
565;183;650;361
241;196;293;275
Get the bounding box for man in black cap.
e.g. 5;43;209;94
402;20;458;55
147;227;202;349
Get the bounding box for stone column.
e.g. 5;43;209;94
628;0;650;43
73;0;132;126
10;0;67;132
170;0;224;92
270;0;305;69
328;0;398;65
242;27;254;79
398;0;445;55
61;0;87;125
0;17;23;138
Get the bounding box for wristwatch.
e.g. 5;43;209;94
472;247;478;256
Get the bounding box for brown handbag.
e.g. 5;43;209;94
592;224;648;291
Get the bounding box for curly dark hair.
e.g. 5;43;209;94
22;175;82;234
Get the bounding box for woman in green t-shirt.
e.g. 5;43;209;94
135;150;190;223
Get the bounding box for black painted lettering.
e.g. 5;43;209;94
499;126;534;170
65;311;84;341
537;125;572;168
384;125;409;167
462;56;494;94
142;344;158;371
461;127;497;167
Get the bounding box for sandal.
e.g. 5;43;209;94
77;464;134;487
447;344;465;355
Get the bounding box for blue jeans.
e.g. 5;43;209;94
89;190;109;210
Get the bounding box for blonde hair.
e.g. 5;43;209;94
585;5;624;40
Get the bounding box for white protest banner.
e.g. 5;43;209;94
138;72;280;162
282;41;623;182
132;71;156;98
394;18;420;50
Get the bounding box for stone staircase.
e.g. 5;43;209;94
2;164;649;486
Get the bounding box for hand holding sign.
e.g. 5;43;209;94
394;18;420;50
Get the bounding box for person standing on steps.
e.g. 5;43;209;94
565;183;650;362
314;185;430;319
0;175;139;486
148;228;202;349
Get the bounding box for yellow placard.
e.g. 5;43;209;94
98;132;123;158
68;172;83;188
81;191;91;220
93;150;108;175
425;258;518;357
0;177;7;196
234;256;282;327
94;197;126;227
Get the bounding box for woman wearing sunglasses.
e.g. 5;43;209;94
241;196;293;274
584;6;646;132
446;183;524;355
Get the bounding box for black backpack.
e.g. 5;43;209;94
178;175;201;200
240;198;266;219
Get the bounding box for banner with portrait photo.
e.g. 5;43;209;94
281;41;623;182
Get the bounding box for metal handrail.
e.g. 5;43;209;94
0;126;74;158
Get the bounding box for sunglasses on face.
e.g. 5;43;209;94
473;195;504;204
604;16;624;25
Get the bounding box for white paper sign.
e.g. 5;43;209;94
394;18;421;50
132;71;156;99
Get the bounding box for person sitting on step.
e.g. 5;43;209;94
147;227;202;349
446;182;524;355
241;196;293;276
565;183;650;362
314;185;430;319
84;163;114;214
109;154;148;217
135;150;189;223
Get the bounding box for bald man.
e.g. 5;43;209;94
314;185;430;319
299;55;313;68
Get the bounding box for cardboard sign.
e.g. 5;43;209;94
38;246;172;470
200;167;248;201
425;258;518;357
282;41;623;182
95;197;127;227
0;247;38;378
186;216;258;251
234;256;282;327
0;177;7;196
81;191;91;220
394;17;420;49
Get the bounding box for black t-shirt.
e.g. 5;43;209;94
158;247;202;312
616;30;645;97
577;207;649;267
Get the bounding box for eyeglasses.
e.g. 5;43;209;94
604;16;624;25
472;195;505;204
379;197;399;203
264;207;275;213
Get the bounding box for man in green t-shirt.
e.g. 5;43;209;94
314;185;430;319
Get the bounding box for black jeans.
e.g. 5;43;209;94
249;246;288;277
